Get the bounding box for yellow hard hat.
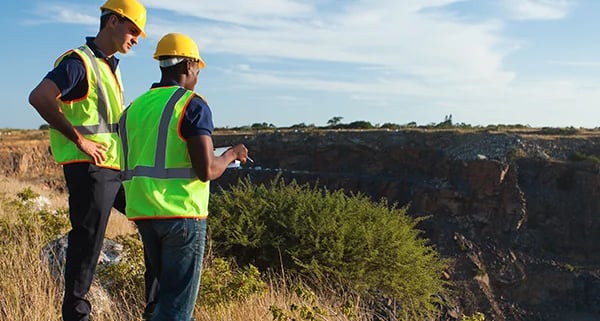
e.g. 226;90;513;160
153;33;205;68
100;0;147;38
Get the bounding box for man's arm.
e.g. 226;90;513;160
187;135;247;182
28;79;108;164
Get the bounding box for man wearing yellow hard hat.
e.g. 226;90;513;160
28;1;151;320
118;32;249;320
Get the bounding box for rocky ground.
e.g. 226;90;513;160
3;127;600;321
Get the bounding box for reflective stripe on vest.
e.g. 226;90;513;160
120;86;209;219
120;87;195;180
74;45;115;134
49;44;123;168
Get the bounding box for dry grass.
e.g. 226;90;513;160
0;176;367;321
0;176;139;320
0;176;137;238
192;271;367;321
0;228;63;321
106;210;137;239
194;290;361;321
0;178;63;321
0;176;67;212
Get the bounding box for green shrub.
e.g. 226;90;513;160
269;284;327;321
462;312;486;321
569;152;600;164
16;187;39;201
209;178;449;320
97;237;267;311
507;147;527;161
1;188;70;243
199;257;267;308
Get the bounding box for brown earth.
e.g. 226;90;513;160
3;128;600;321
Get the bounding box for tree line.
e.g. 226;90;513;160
214;115;533;131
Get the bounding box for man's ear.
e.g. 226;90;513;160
185;60;192;75
186;60;197;76
107;14;120;29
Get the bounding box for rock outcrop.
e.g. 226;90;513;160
211;129;600;321
4;128;600;320
41;235;124;318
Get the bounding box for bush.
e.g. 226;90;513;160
569;152;600;164
269;284;328;321
3;187;70;243
97;235;268;312
199;257;267;308
208;178;448;320
462;312;486;321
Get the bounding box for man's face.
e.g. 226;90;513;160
112;17;142;54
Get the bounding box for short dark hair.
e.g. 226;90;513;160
100;11;129;31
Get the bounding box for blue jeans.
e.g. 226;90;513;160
136;218;207;321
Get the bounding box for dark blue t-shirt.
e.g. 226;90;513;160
149;81;214;139
44;37;119;101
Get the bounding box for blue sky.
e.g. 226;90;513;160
3;0;600;129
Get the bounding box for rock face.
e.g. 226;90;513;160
0;131;64;191
212;129;600;321
4;128;600;320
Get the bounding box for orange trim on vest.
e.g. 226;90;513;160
129;215;208;221
176;94;195;141
57;159;121;170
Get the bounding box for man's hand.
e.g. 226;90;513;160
76;137;108;164
229;144;249;163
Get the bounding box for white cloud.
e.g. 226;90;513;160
502;0;575;20
29;1;512;91
142;0;312;26
24;0;600;128
25;3;97;25
144;1;514;88
135;0;525;124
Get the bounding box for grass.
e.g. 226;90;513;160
0;177;65;321
0;177;135;238
0;222;62;320
0;176;369;321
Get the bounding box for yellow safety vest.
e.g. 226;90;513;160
49;44;124;169
119;86;210;220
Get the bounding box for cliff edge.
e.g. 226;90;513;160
3;128;600;321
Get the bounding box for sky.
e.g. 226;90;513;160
2;0;600;129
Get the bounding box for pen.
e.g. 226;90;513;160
247;156;254;163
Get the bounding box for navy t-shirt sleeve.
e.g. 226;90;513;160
180;95;214;139
44;54;87;101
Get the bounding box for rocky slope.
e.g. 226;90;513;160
3;128;600;321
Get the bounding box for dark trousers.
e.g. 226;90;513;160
143;247;160;320
61;163;158;321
